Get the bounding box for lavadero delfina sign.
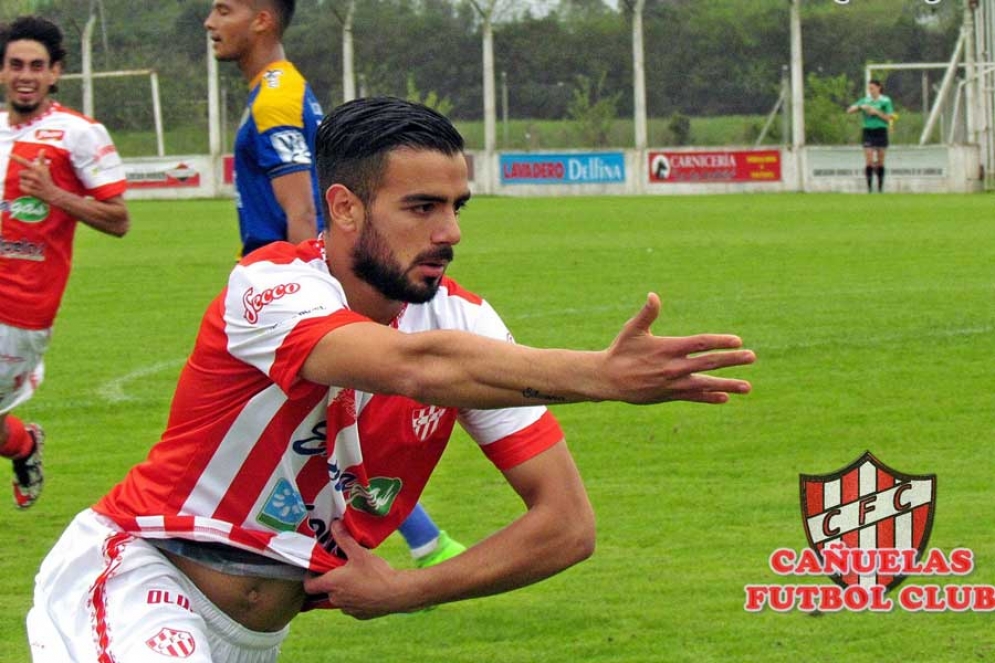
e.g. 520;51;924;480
499;152;625;185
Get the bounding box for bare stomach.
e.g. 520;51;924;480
162;550;307;632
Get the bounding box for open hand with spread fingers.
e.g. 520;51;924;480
601;293;755;405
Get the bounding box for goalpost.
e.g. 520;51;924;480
864;60;970;144
65;14;166;157
59;69;165;157
869;0;995;188
862;1;995;189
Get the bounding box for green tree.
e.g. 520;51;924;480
1;0;961;152
405;73;454;117
804;72;854;145
567;70;621;146
1;1;44;21
667;111;691;146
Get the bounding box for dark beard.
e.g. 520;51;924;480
10;99;42;115
351;217;453;304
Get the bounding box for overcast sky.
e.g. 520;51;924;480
525;0;621;16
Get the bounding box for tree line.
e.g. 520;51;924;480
1;1;962;137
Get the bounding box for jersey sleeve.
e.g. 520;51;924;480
222;257;369;394
251;69;314;179
69;121;127;200
457;299;564;470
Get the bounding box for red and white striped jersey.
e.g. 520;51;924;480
0;103;127;329
95;239;563;579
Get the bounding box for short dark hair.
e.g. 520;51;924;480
317;97;465;208
0;15;67;66
0;15;66;95
264;0;296;35
869;79;884;90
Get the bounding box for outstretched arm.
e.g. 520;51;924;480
11;151;129;237
301;292;755;409
303;440;594;618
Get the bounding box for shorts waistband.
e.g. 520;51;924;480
174;565;290;650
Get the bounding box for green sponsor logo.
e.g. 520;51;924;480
348;477;402;516
9;197;49;223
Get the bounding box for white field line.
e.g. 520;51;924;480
97;358;186;403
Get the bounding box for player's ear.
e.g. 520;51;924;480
252;7;275;35
325;184;363;233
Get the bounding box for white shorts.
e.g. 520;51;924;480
0;322;49;414
27;510;290;663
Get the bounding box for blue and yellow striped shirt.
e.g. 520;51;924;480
234;60;323;253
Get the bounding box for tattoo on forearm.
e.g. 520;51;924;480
522;387;566;402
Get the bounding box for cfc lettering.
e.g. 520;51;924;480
893;482;913;511
858;494;877;525
242;283;302;323
821;507;841;537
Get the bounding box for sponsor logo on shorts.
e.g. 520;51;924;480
147;589;192;612
145;627;196;658
242;282;301;323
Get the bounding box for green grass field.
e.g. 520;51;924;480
1;193;993;662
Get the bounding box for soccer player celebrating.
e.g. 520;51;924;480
0;15;129;509
847;79;895;193
29;97;754;662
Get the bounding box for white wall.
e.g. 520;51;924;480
122;155;222;200
803;146;982;194
121;145;982;202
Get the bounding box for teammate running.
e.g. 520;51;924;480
0;15;129;509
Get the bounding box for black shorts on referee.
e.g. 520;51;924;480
862;127;889;149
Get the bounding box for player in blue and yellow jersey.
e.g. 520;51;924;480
235;60;323;254
847;79;895;193
206;0;323;255
204;0;465;579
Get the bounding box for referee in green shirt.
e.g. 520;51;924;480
847;79;895;192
